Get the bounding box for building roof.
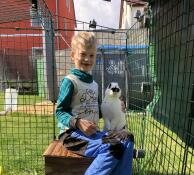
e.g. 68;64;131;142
0;0;53;24
0;0;76;29
0;0;33;24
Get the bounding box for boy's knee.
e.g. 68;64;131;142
109;142;124;160
114;130;134;143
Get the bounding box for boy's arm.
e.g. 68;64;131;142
55;78;77;129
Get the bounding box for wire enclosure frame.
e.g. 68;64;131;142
128;0;194;174
0;0;193;174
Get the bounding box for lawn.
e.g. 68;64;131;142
0;111;193;175
0;113;102;175
0;112;57;175
0;91;4;111
129;112;194;175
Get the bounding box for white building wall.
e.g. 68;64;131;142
121;2;146;29
121;1;132;29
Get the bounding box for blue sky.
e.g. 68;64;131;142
74;0;121;29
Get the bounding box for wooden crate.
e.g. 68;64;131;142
43;140;94;175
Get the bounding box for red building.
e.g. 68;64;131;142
0;0;76;50
0;0;76;95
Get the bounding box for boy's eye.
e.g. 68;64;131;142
80;53;86;57
90;54;94;58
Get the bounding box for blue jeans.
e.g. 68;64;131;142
70;130;134;175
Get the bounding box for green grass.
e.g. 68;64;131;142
129;112;194;175
0;92;4;111
0;112;58;175
0;111;193;175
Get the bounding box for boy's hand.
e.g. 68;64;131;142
76;119;97;136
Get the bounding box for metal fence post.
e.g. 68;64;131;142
42;17;57;103
101;50;105;100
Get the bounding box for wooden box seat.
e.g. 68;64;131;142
43;140;94;175
43;140;145;175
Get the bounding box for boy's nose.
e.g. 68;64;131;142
84;57;93;62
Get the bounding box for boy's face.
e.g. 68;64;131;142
71;44;96;72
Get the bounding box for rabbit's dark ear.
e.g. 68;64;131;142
108;83;112;89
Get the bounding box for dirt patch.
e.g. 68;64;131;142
17;101;56;115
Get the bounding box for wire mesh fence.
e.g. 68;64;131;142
0;0;194;174
128;0;194;174
0;0;129;174
0;1;56;174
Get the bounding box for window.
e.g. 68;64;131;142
64;18;67;35
32;47;43;58
30;7;41;27
66;0;70;10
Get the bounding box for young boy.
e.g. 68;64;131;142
56;31;134;175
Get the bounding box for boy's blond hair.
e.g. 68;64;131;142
71;32;97;52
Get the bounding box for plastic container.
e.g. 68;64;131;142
4;88;18;112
